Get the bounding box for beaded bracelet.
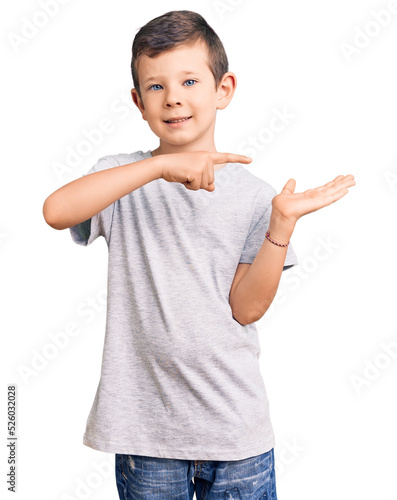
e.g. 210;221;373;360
265;230;290;247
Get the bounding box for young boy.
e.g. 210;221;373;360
43;10;355;500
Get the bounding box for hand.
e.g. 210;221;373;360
159;151;252;192
271;174;356;225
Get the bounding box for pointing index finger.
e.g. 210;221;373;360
213;152;253;164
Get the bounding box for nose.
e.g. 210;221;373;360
164;85;182;107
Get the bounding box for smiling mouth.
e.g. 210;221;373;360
164;116;192;123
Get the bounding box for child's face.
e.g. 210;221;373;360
131;39;234;152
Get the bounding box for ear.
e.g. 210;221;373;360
216;72;237;111
131;88;146;121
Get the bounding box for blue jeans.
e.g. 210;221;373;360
115;448;277;499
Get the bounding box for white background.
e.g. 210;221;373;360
2;0;397;499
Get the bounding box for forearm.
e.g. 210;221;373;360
231;213;296;325
43;155;163;230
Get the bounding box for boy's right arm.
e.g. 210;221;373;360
43;155;163;230
42;150;252;230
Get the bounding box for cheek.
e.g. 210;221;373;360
143;96;160;112
194;91;216;110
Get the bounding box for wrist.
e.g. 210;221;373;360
267;212;296;244
149;155;164;180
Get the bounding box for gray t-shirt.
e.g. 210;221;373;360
70;149;298;461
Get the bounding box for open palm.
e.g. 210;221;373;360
272;174;356;224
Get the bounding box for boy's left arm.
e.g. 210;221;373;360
229;213;296;325
230;174;356;325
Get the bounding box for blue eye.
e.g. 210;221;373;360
148;80;197;91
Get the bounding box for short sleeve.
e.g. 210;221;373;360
69;155;120;246
239;189;298;271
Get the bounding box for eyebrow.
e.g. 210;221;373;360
142;71;198;86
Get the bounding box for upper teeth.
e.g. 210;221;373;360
168;117;189;123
